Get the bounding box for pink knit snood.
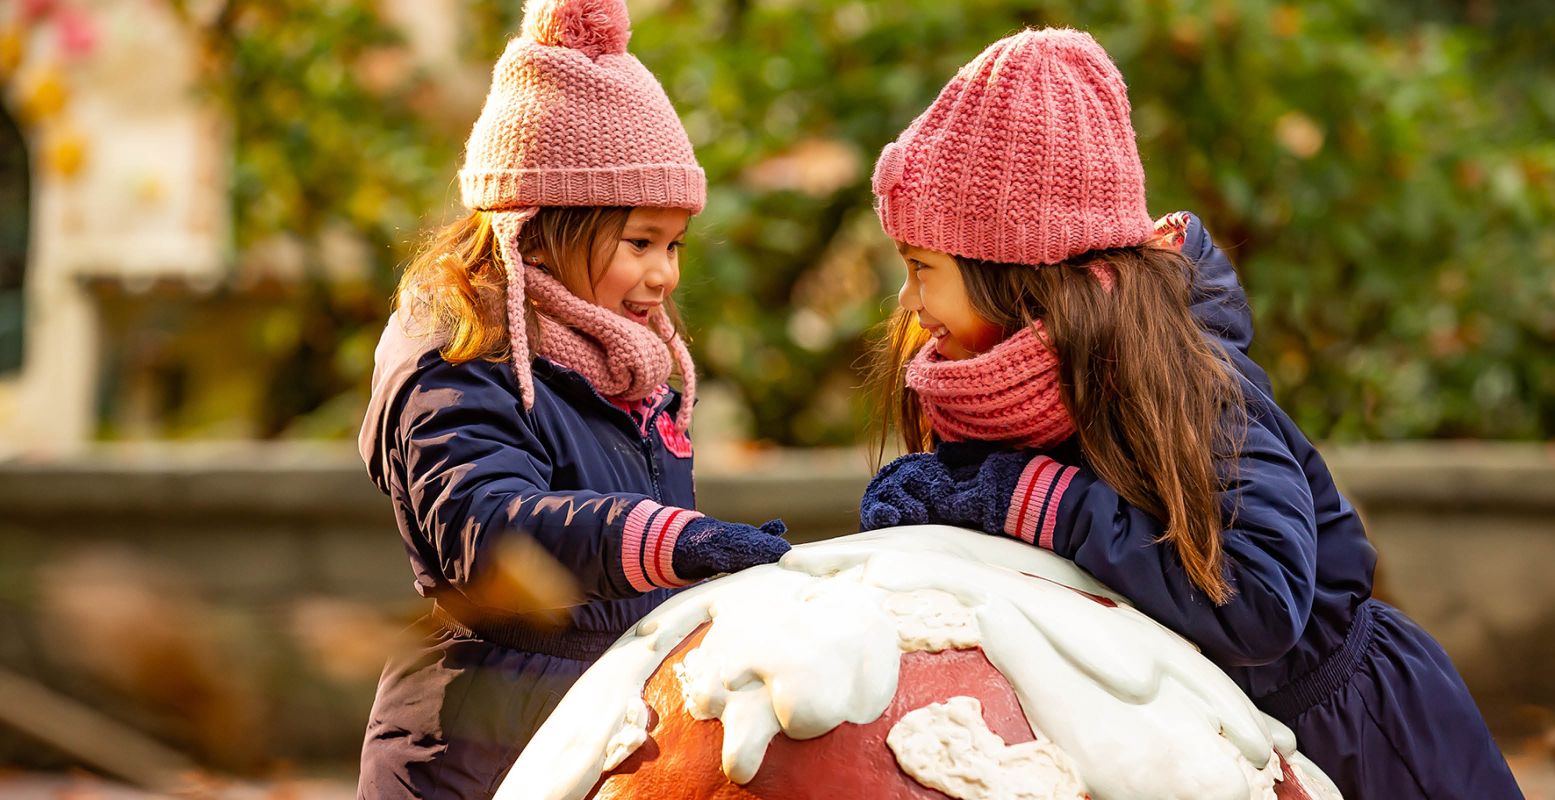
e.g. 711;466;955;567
905;326;1075;449
494;211;696;432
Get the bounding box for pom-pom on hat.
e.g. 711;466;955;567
459;0;705;212
458;0;703;424
522;0;630;59
872;28;1153;267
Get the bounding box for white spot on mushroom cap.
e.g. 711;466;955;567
887;696;1086;800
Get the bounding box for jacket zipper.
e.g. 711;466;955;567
637;395;673;502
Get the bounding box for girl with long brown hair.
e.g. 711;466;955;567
858;27;1522;800
355;1;787;796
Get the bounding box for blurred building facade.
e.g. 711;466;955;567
0;0;230;453
0;0;486;453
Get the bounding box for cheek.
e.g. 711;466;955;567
915;279;955;322
961;316;1005;353
594;251;640;304
937;285;1002;353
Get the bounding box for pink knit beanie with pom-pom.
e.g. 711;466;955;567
460;0;705;212
872;28;1153;267
460;0;703;430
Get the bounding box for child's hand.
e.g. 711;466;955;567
860;449;1037;535
671;518;790;581
859;452;953;529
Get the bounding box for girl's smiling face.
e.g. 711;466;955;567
895;243;1005;360
590;207;690;325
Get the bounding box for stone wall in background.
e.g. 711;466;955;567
0;442;1551;773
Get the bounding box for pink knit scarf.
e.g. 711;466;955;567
494;210;696;432
905;326;1074;449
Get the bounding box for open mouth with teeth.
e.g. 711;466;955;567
621;300;659;323
918;319;949;340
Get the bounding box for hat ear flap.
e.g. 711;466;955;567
493;208;542;409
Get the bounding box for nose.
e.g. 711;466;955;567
897;275;921;313
644;251;678;292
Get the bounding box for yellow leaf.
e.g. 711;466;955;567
44;128;87;177
0;28;25;78
19;66;68;123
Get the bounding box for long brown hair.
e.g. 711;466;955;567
866;245;1246;604
395;207;684;364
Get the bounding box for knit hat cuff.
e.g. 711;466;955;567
460;164;707;212
879;195;1155;266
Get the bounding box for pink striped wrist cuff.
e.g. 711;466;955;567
621;500;704;592
1003;456;1079;550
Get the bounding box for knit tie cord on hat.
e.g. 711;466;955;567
493;211;697;433
906;326;1075;449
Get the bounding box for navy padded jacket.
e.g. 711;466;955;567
358;316;698;639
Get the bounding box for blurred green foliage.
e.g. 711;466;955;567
188;0;1555;444
169;0;465;437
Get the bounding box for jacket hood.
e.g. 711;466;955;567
359;308;443;493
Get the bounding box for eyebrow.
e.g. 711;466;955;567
894;241;912;255
624;223;690;239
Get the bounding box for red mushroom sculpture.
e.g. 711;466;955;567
498;526;1344;800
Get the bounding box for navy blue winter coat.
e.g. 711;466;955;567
948;213;1522;799
355;315;699;799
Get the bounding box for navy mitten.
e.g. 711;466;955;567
860;444;1035;535
859;452;950;529
671;518;790;581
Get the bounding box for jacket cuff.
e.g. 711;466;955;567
1003;455;1079;549
621;500;704;591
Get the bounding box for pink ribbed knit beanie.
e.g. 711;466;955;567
460;0;705;213
872;28;1153;266
458;0;704;420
